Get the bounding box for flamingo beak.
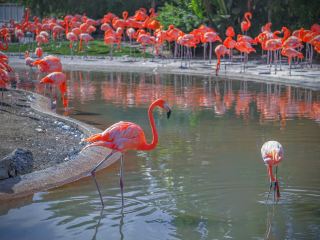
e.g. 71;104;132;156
164;103;172;119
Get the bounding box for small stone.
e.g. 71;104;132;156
0;148;33;177
35;128;43;132
0;168;9;180
62;125;71;131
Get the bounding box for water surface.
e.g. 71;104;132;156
0;69;319;239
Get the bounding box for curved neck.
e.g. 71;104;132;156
140;102;159;151
282;28;290;43
245;13;251;26
65;20;69;35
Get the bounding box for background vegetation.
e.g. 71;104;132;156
5;0;320;36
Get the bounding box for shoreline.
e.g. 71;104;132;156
8;53;320;90
0;89;119;201
1;53;320;200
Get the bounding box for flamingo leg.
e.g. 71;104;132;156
119;154;124;206
275;166;280;201
266;181;273;203
91;151;115;207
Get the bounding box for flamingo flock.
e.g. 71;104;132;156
0;8;318;76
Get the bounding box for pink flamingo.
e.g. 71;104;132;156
126;27;136;57
241;12;252;34
104;29;117;60
82;99;172;207
40;72;68;108
215;44;230;76
261;141;283;202
35;46;43;58
202;31;222;63
32;55;62;73
78;33;93;56
25;51;35;69
281;47;304;75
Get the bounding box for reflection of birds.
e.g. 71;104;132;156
83;99;172;207
92;208;124;240
261;141;283;203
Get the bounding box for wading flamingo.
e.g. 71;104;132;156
261;141;283;203
281;47;304;75
40;72;68;108
215;44;230;76
82;99;172;207
32;55;62;73
25;51;35;68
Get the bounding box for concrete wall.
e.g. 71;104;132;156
0;3;24;25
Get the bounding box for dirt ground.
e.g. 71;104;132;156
0;89;85;172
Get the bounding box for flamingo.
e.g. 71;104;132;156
241;12;252;34
24;51;36;69
215;44;230;76
126;28;136;57
82;99;172;207
14;27;24;56
0;68;9;99
281;47;304;75
166;25;182;59
104;29;117;60
32;55;62;73
78;33;94;56
202;31;222;63
261;141;283;203
40;72;68;108
235;39;256;72
35;46;43;58
65;19;78;58
223;37;236;62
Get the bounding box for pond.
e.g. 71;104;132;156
1;69;319;239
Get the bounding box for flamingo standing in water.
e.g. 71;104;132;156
281;47;304;75
82;99;172;207
261;141;283;203
40;72;68;108
25;51;35;69
32;55;62;73
215;44;230;76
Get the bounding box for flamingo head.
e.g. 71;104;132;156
153;99;172;119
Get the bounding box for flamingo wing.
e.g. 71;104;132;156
85;121;145;151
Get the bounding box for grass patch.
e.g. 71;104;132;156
8;40;153;58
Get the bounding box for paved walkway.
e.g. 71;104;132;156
9;54;320;90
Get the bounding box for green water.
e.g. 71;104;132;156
0;70;319;239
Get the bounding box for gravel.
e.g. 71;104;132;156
0;90;86;173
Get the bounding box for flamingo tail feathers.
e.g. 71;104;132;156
83;133;103;143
